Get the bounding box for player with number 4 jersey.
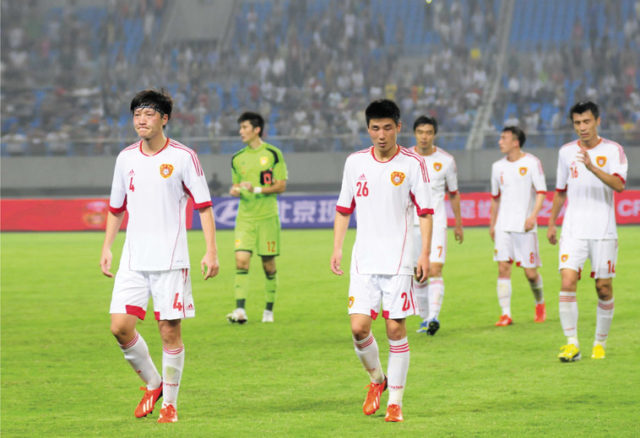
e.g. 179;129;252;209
101;89;219;423
548;101;628;362
331;100;433;423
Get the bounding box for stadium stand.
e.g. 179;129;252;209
1;0;639;157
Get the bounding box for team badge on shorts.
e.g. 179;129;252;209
348;296;355;308
433;162;442;172
391;171;405;186
561;254;569;262
160;164;174;178
596;156;607;167
519;167;528;176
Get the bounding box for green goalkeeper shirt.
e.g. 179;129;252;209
231;142;288;221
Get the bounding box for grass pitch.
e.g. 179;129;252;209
2;227;639;437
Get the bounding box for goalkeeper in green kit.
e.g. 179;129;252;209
227;112;288;324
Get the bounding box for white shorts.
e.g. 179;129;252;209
413;226;447;264
493;230;541;268
110;266;195;321
559;237;618;279
348;269;417;320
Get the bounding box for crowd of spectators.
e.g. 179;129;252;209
1;0;638;156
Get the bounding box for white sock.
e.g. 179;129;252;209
497;278;512;317
530;275;544;304
162;345;185;408
353;334;384;383
427;277;444;320
119;332;161;389
559;291;579;346
387;337;409;407
594;298;614;347
414;280;429;320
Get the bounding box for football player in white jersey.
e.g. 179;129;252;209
489;126;547;327
331;99;433;423
547;101;628;362
100;90;220;422
410;116;463;336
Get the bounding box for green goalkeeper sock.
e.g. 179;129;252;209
234;269;249;305
265;271;277;311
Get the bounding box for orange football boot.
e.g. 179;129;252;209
385;404;404;422
495;314;513;326
157;404;178;423
362;378;387;415
134;385;162;418
534;303;546;323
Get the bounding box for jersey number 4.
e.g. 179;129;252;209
356;181;369;197
129;177;135;192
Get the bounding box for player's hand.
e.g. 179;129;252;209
229;186;241;197
524;216;536;232
239;181;253;191
330;250;343;275
577;146;593;171
454;225;464;243
201;252;219;280
489;226;495;242
547;225;557;245
415;255;429;283
100;249;114;278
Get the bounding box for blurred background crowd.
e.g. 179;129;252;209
2;0;639;156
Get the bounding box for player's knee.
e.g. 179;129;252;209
595;281;613;300
351;325;370;340
264;269;276;279
110;322;133;343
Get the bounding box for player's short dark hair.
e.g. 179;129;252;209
569;101;600;121
237;111;265;137
130;89;173;120
413;115;438;135
502;126;526;147
365;99;401;126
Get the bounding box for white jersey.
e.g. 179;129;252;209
336;146;433;275
109;139;212;271
411;146;458;230
491;152;546;233
556;137;628;239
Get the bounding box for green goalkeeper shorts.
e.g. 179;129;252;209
234;215;281;256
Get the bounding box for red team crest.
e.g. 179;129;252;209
159;164;174;178
390;171;405;186
519;167;528;176
433;162;442;172
596;156;607;167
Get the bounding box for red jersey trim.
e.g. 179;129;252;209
556;187;568;193
536;191;547;195
449;190;459;196
336;198;356;214
370;145;401;163
613;173;626;184
400;147;429;182
125;305;146;320
139;138;169;157
491;193;500;199
109;195;127;214
416;207;434;216
170;140;204;176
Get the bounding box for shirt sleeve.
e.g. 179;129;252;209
336;157;355;214
445;157;459;193
274;148;288;181
108;154;127;214
490;162;500;198
556;149;569;191
411;157;433;216
182;152;213;209
532;156;547;192
609;144;628;183
231;155;241;184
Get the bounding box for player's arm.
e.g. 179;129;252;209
525;192;545;232
416;213;432;283
100;211;125;278
331;211;351;276
449;191;463;243
248;178;287;195
489;196;500;241
198;206;220;280
577;146;625;192
547;190;566;245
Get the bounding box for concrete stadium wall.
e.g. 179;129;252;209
2;148;638;197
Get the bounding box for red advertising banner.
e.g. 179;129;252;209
0;198;193;231
446;190;640;227
1;192;639;231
